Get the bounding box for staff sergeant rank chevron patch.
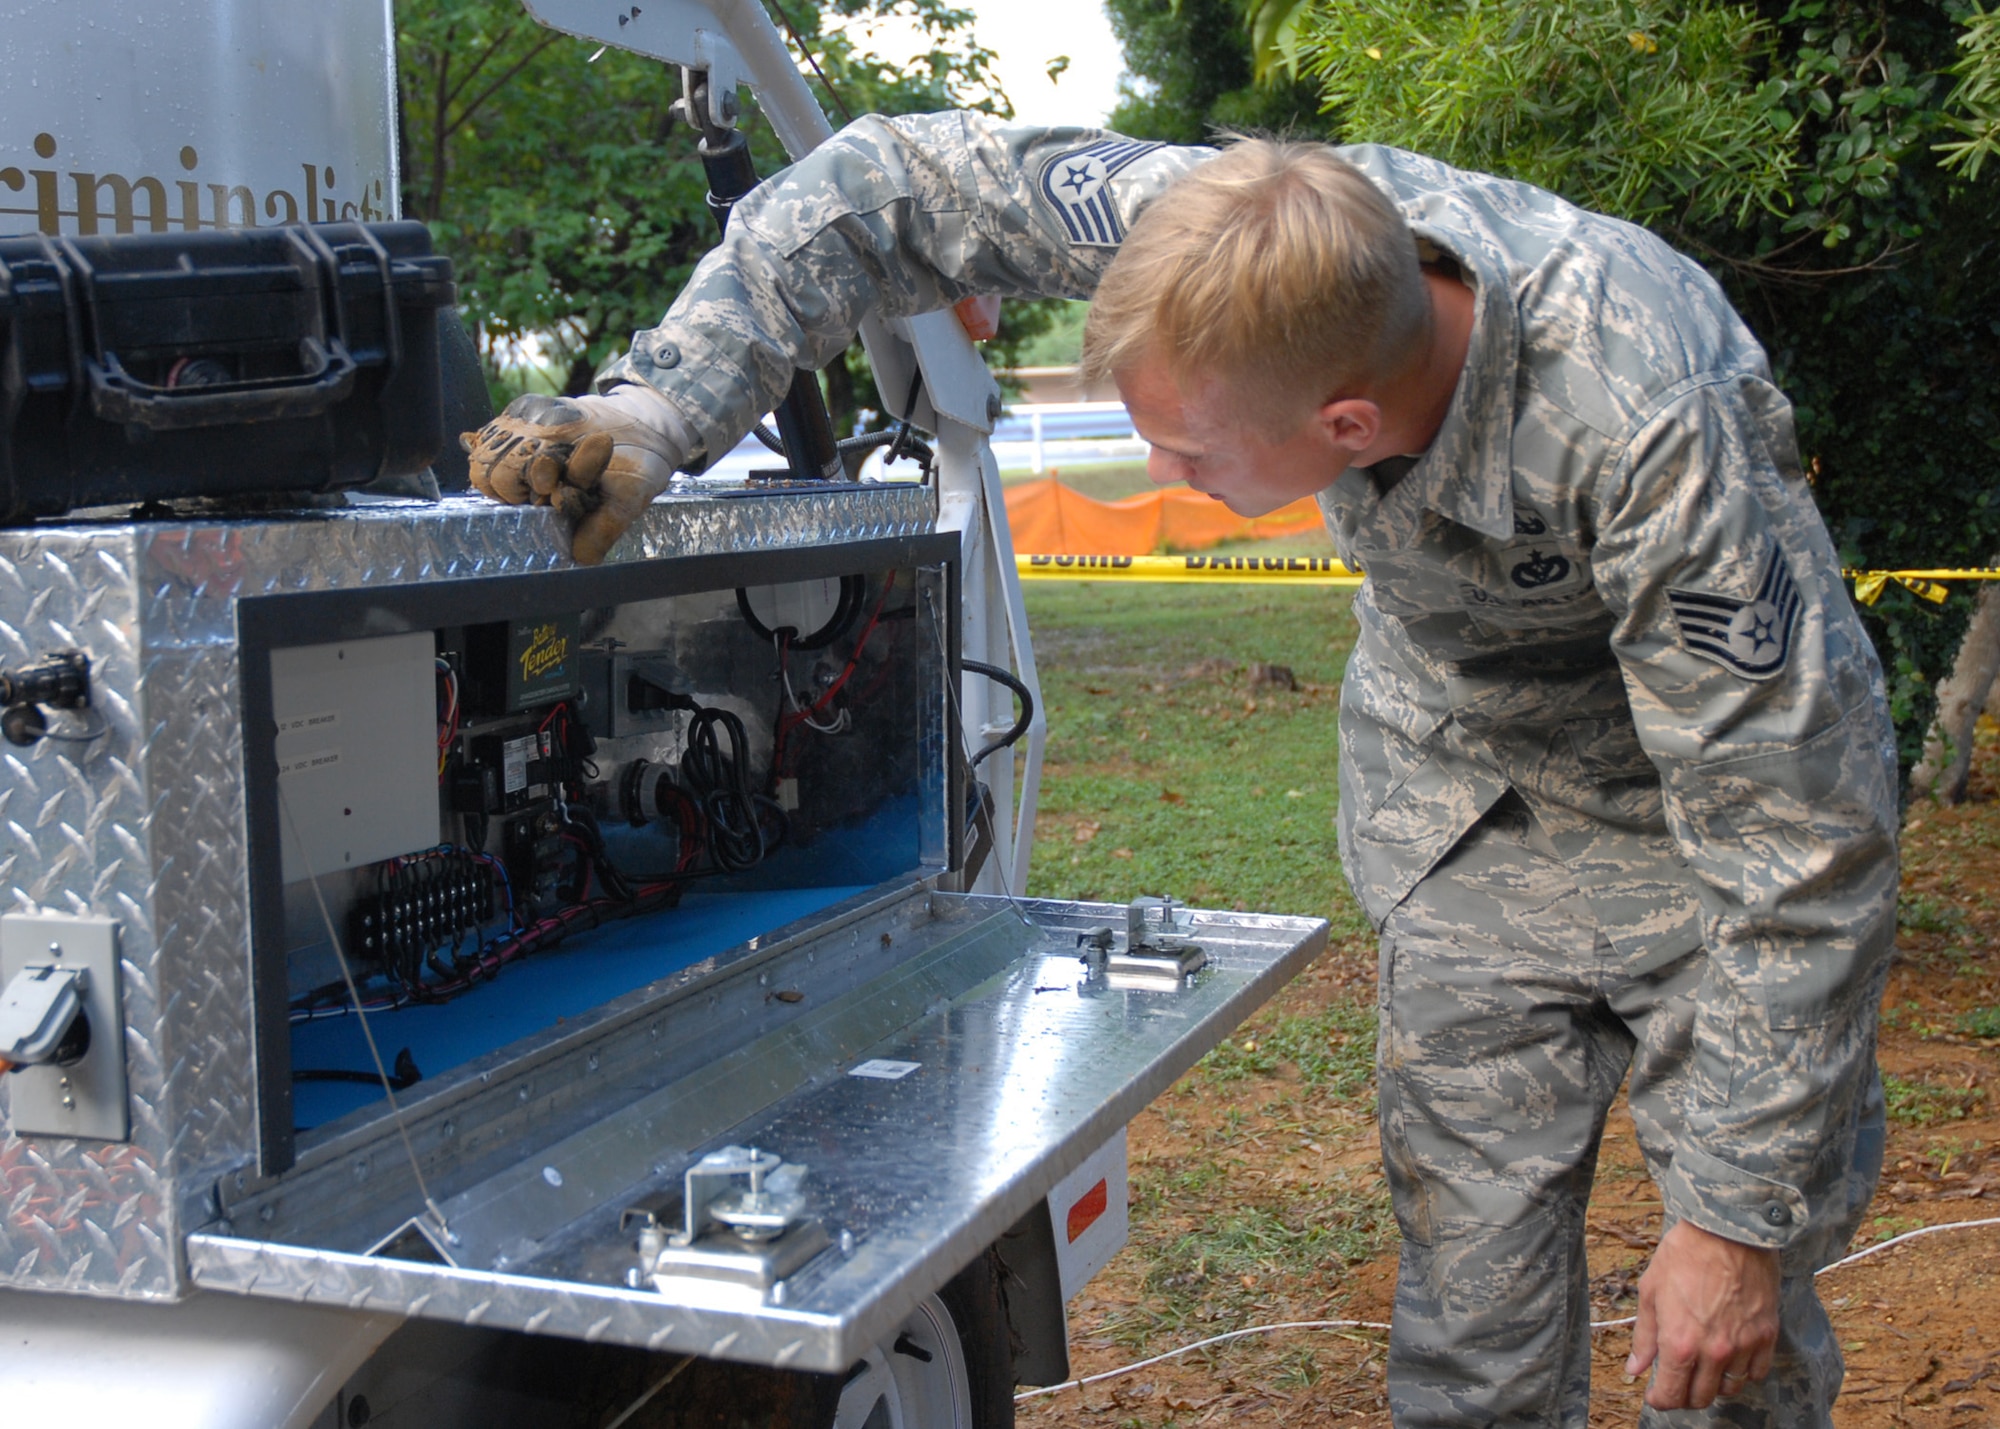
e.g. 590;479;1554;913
1667;544;1803;679
1038;139;1163;247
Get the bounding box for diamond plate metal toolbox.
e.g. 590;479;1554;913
0;491;1327;1375
0;490;934;1302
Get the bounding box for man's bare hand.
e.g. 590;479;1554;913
1625;1220;1781;1410
463;389;688;565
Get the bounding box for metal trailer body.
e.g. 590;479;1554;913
0;497;1325;1426
0;3;1330;1423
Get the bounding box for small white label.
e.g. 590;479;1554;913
503;736;533;795
542;1166;564;1188
277;709;341;739
277;748;343;778
849;1059;921;1081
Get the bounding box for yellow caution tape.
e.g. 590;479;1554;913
1844;570;1995;605
1018;555;1999;603
1017;554;1362;585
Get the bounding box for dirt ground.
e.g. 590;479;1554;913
1020;724;2000;1428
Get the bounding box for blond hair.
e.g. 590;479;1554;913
1080;138;1430;425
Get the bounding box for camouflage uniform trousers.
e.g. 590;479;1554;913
1375;794;1886;1427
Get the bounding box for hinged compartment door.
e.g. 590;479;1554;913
188;885;1326;1372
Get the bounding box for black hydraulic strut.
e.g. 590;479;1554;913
692;104;843;483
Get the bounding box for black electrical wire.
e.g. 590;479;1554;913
765;0;857;126
294;1047;423;1092
838;426;936;482
294;682;806;1027
680;705;769;872
735;573;865;651
962;660;1035;772
754;416;933;480
881;368;936;483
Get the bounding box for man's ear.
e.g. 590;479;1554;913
1315;397;1382;457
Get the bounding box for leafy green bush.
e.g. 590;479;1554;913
1958;1005;2000;1038
1303;0;1796;227
1288;0;2000;774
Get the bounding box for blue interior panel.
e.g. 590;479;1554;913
291;884;868;1131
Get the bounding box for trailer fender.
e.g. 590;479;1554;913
0;1287;401;1429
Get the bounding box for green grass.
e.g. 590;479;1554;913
1021;579;1367;932
1015;577;1395;1352
1867;1213;1927;1243
1199;1000;1377;1095
1151;1199;1389;1288
1883;1072;1989;1128
1108;1173;1398;1349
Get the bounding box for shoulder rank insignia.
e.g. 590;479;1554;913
1666;544;1802;680
1038;139;1163;247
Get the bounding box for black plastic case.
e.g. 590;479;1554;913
0;222;455;522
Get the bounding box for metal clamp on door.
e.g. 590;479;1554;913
1078;895;1209;991
627;1145;831;1303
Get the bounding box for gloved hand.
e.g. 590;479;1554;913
463;387;692;564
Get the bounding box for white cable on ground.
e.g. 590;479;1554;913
1013;1319;1392;1402
1583;1214;2000;1332
1814;1213;2000;1271
1017;1216;2000;1402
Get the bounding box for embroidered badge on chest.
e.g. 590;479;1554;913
1667;545;1803;679
1038;139;1163;247
1510;548;1571;588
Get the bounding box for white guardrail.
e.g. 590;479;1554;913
699;402;1145;483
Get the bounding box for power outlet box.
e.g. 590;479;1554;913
0;913;128;1142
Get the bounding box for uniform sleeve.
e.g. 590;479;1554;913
598;110;1211;462
1591;373;1898;1253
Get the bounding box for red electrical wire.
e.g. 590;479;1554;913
771;572;898;781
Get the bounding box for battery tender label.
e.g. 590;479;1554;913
508;614;582;711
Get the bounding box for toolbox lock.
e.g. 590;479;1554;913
87;338;361;433
0;650;95;748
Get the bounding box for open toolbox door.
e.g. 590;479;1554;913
188;882;1325;1373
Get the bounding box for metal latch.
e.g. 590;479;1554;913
625;1145;830;1298
1078;896;1208;991
0;962;91;1067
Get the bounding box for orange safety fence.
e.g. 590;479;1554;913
1002;476;1325;556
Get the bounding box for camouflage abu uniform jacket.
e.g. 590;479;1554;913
603;111;1899;1256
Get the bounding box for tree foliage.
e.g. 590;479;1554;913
395;0;1055;423
1276;0;2000;773
1101;0;1334;143
1938;3;2000;175
1302;0;1796;228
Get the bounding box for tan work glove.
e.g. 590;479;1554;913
463;387;693;564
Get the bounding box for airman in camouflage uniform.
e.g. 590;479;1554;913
466;112;1897;1427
